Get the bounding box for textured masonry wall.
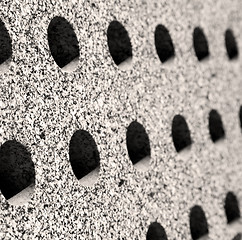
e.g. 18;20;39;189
0;0;242;239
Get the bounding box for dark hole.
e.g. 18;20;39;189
155;24;175;63
107;20;132;67
0;140;35;200
240;106;242;130
69;130;100;180
172;115;192;152
225;29;239;60
208;109;225;143
190;205;209;240
118;179;124;187
146;222;168;240
233;234;242;240
47;16;80;69
225;192;240;224
126;121;151;165
193;27;209;61
0;19;12;65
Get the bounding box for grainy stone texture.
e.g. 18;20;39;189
0;0;242;239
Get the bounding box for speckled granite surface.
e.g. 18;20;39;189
0;0;242;239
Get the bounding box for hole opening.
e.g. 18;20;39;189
0;140;35;205
225;29;239;60
225;192;241;224
69;130;100;186
193;27;209;61
126;121;151;170
208;109;225;143
190;205;209;240
0;19;12;72
172;115;192;153
47;16;80;72
107;20;133;70
146;222;168;240
155;24;175;63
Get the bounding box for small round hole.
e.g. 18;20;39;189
172;115;192;153
146;222;168;240
126;121;151;169
47;16;80;72
208;109;225;143
107;20;133;70
225;192;240;224
225;29;239;60
190;205;209;240
0;140;35;205
69;130;100;186
0;19;12;72
193;27;209;61
155;24;175;63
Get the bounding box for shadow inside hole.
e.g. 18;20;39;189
225;192;241;224
126;121;151;171
225;29;239;60
47;16;80;72
69;130;100;186
155;24;175;63
190;205;209;240
208;109;225;143
172;115;192;153
0;140;35;205
193;27;209;61
0;19;12;71
107;20;133;70
146;222;168;240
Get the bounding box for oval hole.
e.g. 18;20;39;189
0;19;12;72
172;115;192;153
155;24;175;63
107;20;133;70
225;192;240;224
47;16;80;72
146;222;168;240
69;130;100;186
232;233;242;240
126;121;151;170
193;27;209;61
239;106;242;130
225;29;239;60
208;109;225;143
190;205;209;240
0;140;35;205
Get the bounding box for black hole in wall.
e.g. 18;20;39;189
146;222;168;240
190;205;209;240
233;233;242;240
126;121;151;165
225;29;239;60
239;106;242;130
193;27;209;61
69;130;100;180
107;20;132;67
155;24;175;63
208;109;225;143
172;115;192;152
225;192;241;224
0;19;12;65
0;140;35;200
47;16;80;69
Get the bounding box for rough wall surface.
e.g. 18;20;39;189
0;0;242;239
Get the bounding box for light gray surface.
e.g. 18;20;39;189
0;0;242;239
